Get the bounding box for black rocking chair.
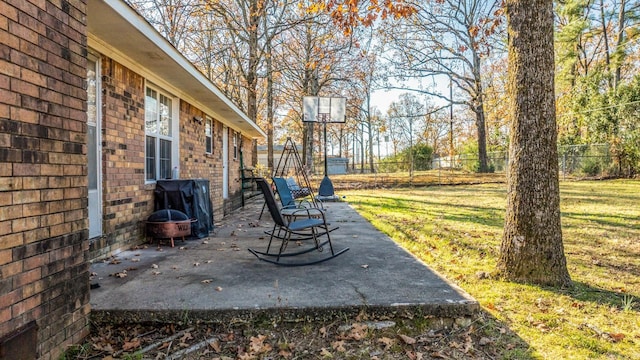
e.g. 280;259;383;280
248;178;349;266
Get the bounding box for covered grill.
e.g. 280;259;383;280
146;209;194;247
154;179;213;238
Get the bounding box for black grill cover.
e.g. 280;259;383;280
154;179;213;238
147;209;189;222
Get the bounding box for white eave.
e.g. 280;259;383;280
87;0;266;140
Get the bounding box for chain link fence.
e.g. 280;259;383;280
335;144;615;180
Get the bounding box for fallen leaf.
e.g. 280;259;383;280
152;271;162;275
249;334;272;354
399;334;416;345
331;340;346;352
215;286;223;291
209;339;221;352
181;332;194;343
92;342;114;352
151;264;159;269
179;246;187;250
202;279;213;284
278;349;292;358
319;348;332;357
206;260;213;264
571;302;585;309
609;333;625;342
378;336;395;350
122;338;140;351
479;337;492;346
319;326;327;338
131;258;140;262
349;323;367;340
202;240;209;244
536;322;550;332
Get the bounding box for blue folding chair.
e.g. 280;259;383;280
272;177;319;210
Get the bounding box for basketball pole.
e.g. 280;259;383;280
302;96;344;201
323;120;328;177
318;114;336;199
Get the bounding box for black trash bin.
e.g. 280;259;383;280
154;179;213;238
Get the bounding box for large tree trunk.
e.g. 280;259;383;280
497;0;572;287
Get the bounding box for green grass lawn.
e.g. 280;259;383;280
342;180;640;359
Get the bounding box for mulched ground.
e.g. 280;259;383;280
68;311;527;359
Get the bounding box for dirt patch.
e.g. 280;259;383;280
67;312;528;359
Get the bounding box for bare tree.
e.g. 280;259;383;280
381;0;504;173
126;0;198;52
275;12;367;170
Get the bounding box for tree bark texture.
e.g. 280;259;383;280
471;46;489;173
497;0;572;287
246;0;259;124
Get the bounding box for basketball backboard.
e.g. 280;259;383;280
302;96;346;123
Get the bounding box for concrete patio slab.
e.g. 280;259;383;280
90;198;478;325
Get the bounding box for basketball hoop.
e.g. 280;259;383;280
302;96;346;123
301;96;346;201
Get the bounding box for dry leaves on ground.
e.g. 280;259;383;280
69;316;515;360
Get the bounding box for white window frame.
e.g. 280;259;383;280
145;84;179;182
205;116;213;154
233;131;238;160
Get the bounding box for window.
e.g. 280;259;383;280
233;131;238;160
145;86;174;181
205;117;213;154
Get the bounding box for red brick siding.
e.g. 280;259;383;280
89;57;256;258
88;58;151;260
178;102;221;215
178;101;254;218
0;0;90;359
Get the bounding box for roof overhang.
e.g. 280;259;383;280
87;0;266;140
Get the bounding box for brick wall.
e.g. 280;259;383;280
88;58;150;260
89;57;256;259
178;102;220;215
179;101;254;220
0;1;90;359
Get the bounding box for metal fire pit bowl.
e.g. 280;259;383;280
146;209;196;247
